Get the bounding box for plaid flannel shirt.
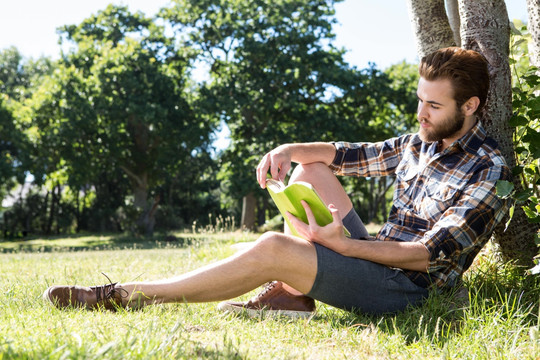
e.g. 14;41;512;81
329;122;511;289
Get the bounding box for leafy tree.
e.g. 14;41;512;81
163;0;417;228
0;47;26;101
0;47;54;237
0;47;53;101
0;47;53;193
24;5;216;235
0;97;23;205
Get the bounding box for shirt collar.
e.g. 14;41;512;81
442;121;486;155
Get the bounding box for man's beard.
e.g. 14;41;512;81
418;108;465;143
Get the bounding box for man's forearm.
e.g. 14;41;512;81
342;239;430;272
282;142;336;166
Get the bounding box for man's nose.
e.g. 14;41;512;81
417;102;428;120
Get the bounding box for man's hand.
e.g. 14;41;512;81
256;142;336;189
286;201;351;255
288;200;430;272
256;145;292;188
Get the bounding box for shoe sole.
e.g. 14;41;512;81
217;301;314;319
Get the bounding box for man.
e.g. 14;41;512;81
44;47;511;317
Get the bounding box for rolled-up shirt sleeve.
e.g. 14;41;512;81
329;136;413;178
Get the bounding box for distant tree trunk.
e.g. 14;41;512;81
367;178;375;221
121;165;158;236
41;190;50;233
45;185;57;235
376;177;395;222
407;0;537;264
406;0;456;59
136;195;160;237
527;0;540;68
120;164;149;209
241;192;256;230
257;196;268;227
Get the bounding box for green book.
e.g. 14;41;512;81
265;178;351;238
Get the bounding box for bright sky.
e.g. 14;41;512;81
0;0;529;70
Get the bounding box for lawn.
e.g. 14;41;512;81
0;230;538;359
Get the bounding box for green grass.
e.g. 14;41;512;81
0;231;538;359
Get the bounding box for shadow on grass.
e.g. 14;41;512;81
0;232;202;253
316;262;540;346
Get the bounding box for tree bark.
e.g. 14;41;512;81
527;0;540;68
459;0;537;264
136;195;160;237
446;0;461;47
406;0;456;59
121;165;149;209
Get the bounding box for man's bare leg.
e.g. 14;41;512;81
44;162;346;310
119;231;317;307
281;162;352;295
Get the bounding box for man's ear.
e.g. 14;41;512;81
462;96;480;116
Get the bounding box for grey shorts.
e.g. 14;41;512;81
306;209;429;314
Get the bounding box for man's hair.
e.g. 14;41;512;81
419;47;490;114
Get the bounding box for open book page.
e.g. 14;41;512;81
265;179;351;238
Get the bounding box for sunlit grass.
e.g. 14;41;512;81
0;231;538;359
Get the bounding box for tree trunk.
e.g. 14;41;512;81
446;0;461;47
459;0;537;265
258;195;268;227
406;0;456;59
45;185;57;235
367;178;375;222
120;164;149;209
527;0;540;68
136;195;160;237
527;0;540;97
133;182;148;209
241;192;256;231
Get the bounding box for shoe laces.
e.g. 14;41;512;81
256;281;277;299
91;273;129;304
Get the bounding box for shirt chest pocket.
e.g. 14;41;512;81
416;181;462;220
394;166;418;207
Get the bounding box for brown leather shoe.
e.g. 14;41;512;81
217;281;315;318
43;276;128;311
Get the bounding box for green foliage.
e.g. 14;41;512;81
0;47;54;101
2;0;420;235
498;23;540;273
14;5;219;234
165;0;356;196
0;48;52;208
164;0;419;224
0;47;25;100
0;97;27;208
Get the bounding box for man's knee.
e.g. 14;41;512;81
253;231;289;255
251;232;303;265
290;162;333;183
